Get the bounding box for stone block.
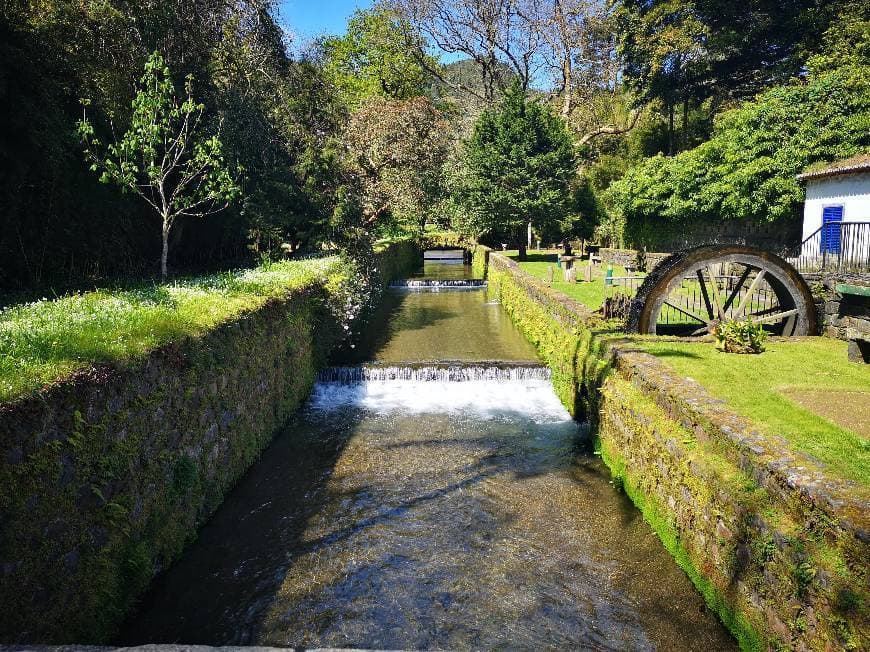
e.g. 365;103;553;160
847;338;869;364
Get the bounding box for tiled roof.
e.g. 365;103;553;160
797;154;870;181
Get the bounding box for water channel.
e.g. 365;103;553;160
118;260;735;650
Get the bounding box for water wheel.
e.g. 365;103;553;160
627;245;817;336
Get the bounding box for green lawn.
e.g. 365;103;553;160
637;337;870;485
503;251;631;310
0;258;341;403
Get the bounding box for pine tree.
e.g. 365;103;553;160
459;82;575;259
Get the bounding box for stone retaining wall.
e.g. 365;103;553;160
807;274;870;352
486;250;869;651
599;247;669;271
626;217;802;254
0;244;418;643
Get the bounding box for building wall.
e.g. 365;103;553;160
802;172;870;239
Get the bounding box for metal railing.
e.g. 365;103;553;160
787;222;870;273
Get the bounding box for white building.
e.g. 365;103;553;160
795;155;870;271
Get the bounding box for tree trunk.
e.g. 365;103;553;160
518;241;527;261
682;97;689;149
667;102;675;155
161;219;171;279
561;53;572;117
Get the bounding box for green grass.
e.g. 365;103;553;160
0;258;340;403
503;251;631;310
637;337;870;485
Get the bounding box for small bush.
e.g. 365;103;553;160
713;318;766;354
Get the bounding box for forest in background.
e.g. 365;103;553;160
1;0;867;291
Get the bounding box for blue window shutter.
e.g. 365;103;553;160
821;205;843;254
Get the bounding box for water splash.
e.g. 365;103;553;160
310;363;566;422
307;379;571;423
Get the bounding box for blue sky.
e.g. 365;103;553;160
278;0;375;39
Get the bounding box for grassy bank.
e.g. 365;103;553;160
637;337;870;485
503;251;630;310
0;258;347;404
0;243;421;642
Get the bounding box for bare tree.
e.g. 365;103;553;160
519;0;641;143
394;0;641;144
392;0;542;102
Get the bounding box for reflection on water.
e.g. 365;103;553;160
118;261;735;650
347;289;540;363
413;260;471;280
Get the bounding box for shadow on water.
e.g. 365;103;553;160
343;291;458;364
116;413;358;645
118;402;734;651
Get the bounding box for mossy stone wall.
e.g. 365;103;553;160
0;243;418;643
484;250;869;651
483;248;603;417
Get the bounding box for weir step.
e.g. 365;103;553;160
317;362;550;383
389;279;486;289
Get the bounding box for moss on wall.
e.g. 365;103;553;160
471;245;490;280
484;250;605;417
483;250;869;651
0;243;418;643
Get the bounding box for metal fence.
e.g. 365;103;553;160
787;221;870;273
606;275;645;296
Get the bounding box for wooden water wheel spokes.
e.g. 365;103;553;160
627;246;817;337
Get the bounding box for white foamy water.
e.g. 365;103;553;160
307;379;572;423
317;364;550;383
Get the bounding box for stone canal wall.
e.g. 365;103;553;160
483;248;597;417
599;247;670;271
0;243;418;643
485;250;869;652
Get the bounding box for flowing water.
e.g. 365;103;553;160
118;261;735;650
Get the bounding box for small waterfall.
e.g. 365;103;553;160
317;363;550;384
390;279;487;289
309;362;567;421
423;249;465;260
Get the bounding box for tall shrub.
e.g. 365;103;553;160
457;81;575;258
605;63;870;242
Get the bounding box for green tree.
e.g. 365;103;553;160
615;0;851;116
458;82;575;259
78;51;241;278
805;0;870;75
342;96;452;241
605;62;870;246
322;4;434;107
614;0;709;154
